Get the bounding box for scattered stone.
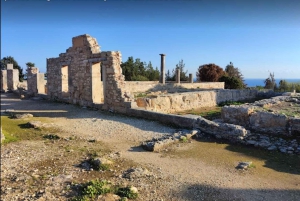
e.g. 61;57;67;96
141;130;198;152
123;167;153;179
11;113;33;119
236;162;252;170
27;121;43;128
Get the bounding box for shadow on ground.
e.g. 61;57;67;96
177;183;300;201
194;136;300;175
1;93;174;134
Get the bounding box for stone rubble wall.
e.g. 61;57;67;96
135;89;259;113
123;81;224;94
221;96;300;136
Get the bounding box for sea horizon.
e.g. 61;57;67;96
244;78;300;87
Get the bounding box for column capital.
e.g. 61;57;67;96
159;54;166;56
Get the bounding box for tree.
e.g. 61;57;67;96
166;59;189;81
26;62;35;68
279;80;288;92
224;62;246;88
121;57;160;81
165;70;172;81
219;75;244;89
0;56;24;81
196;63;225;82
264;72;276;90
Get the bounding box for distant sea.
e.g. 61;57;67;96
244;79;300;87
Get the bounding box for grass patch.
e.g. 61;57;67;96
70;179;138;201
1;116;59;144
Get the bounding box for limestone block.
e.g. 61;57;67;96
194;117;249;142
221;105;257;128
249;111;288;134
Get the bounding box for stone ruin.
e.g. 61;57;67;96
1;64;19;92
46;34;130;112
2;34;299;154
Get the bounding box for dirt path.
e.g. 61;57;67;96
1;93;300;201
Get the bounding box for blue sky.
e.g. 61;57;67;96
1;0;300;79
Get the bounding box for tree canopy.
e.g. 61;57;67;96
1;56;24;81
121;57;160;81
165;59;189;81
221;62;246;89
196;63;225;82
264;72;276;90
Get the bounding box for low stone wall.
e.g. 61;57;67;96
124;81;224;94
135;89;259;113
221;96;300;136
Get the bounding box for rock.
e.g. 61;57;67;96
279;148;287;153
267;145;277;151
194;117;249;142
27;121;43;128
123;167;152;179
236;161;252;170
11;113;33;119
96;193;121;201
91;157;113;170
130;186;138;193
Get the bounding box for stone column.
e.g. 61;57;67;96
27;67;39;96
1;70;7;92
176;68;180;84
189;73;193;83
7;64;19;91
159;54;166;84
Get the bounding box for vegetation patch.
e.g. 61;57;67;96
70;179;138;201
1;116;59;143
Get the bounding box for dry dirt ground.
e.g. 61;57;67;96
1;93;300;201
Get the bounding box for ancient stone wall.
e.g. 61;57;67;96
123;81;224;94
47;34;127;111
221;95;300;136
135;89;258;113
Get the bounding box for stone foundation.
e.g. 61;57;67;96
135;89;259;113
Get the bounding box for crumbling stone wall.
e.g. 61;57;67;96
123;81;224;94
27;67;46;96
135;89;259;113
221;96;300;136
47;34;128;111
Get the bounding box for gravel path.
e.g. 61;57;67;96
1;93;300;201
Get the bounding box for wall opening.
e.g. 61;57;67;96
61;65;69;98
91;62;103;103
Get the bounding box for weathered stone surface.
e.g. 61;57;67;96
11;113;33;119
141;130;198;152
290;118;300;136
236;162;252;170
249;112;288;134
222;95;300;136
194;117;249;142
221;105;257;127
136;89;264;113
123;167;153;179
